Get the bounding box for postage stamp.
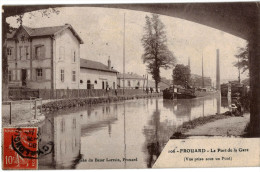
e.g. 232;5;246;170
2;127;38;170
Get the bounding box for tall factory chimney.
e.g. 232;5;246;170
108;56;111;70
216;49;220;90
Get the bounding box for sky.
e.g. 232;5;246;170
6;7;248;84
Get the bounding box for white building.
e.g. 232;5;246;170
80;58;118;89
6;24;84;89
117;73;147;90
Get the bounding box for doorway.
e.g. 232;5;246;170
21;69;27;86
102;81;105;89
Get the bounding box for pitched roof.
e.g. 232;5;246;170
118;73;146;79
7;24;84;44
80;58;118;73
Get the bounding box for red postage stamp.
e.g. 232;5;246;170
2;127;38;170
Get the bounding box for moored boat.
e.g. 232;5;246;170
163;85;196;99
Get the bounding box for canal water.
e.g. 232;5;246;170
38;94;228;169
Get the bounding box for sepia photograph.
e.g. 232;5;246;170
1;2;260;170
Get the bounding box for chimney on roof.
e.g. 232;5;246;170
108;56;111;70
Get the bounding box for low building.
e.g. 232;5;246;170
117;73;146;89
80;58;118;89
6;24;84;89
190;74;212;89
147;80;160;92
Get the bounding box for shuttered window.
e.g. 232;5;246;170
73;51;76;63
36;47;41;59
72;71;76;82
35;45;45;59
17;70;21;81
8;71;12;81
61;69;65;82
19;47;22;60
27;69;31;80
12;70;15;81
25;46;29;59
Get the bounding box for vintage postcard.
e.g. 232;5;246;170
1;3;260;169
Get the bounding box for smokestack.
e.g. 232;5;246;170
108;56;111;70
188;57;190;68
216;49;220;90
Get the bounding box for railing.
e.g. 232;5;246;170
8;88;157;100
2;97;43;125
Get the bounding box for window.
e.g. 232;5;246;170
19;47;22;59
73;51;76;63
25;47;29;59
87;80;91;89
61;69;64;82
36;46;41;59
128;80;131;87
59;46;65;60
137;81;140;86
8;71;12;81
61;118;65;133
73;118;76;129
7;47;12;56
72;71;76;82
36;69;43;80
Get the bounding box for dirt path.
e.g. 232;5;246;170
184;113;250;137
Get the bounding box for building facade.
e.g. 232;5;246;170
190;74;212;89
117;73;147;90
80;58;118;89
6;24;83;89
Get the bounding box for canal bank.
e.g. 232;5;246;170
41;93;162;113
2;99;47;127
171;112;250;138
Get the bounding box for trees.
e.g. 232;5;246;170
172;64;191;87
234;43;249;74
141;14;176;92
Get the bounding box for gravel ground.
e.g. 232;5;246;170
2;99;53;126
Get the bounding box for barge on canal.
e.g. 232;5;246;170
163;85;196;99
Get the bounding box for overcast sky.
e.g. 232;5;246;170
7;7;248;84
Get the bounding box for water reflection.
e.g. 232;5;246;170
38;110;81;169
39;94;229;169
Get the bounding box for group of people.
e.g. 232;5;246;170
231;96;243;117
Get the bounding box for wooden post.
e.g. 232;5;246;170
40;99;42;114
34;100;37;119
9;102;12;125
30;97;31;115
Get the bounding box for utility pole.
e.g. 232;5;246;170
216;49;220;90
202;52;204;88
123;13;125;95
238;57;241;83
188;57;190;68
